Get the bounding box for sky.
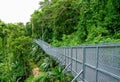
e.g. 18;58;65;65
0;0;43;24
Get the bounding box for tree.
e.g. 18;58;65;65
10;36;33;81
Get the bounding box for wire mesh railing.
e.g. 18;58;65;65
34;39;120;82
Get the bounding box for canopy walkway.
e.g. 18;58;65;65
34;39;120;82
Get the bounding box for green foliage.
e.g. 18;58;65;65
24;76;34;82
85;25;109;44
10;36;33;81
34;66;73;82
33;72;51;82
0;21;34;82
31;0;120;46
11;36;32;57
40;57;51;71
39;57;58;72
25;22;32;37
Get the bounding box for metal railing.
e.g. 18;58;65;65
34;39;120;82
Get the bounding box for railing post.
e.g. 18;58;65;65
60;47;66;66
65;47;66;66
111;47;114;67
68;47;69;65
76;47;77;72
95;46;99;82
82;47;86;82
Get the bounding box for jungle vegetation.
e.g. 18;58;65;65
0;0;120;82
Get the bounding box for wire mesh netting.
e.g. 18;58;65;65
34;39;120;82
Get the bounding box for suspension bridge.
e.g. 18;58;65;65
34;39;120;82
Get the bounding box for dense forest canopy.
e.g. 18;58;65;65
31;0;120;46
0;0;120;81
